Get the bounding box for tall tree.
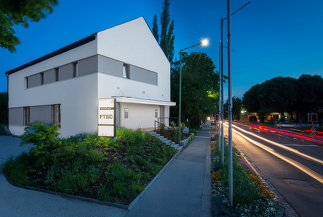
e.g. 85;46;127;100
152;0;175;63
171;52;218;127
0;0;58;52
152;14;159;42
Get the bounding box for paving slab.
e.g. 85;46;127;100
125;126;212;217
0;136;127;217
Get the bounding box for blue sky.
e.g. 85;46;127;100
1;0;323;98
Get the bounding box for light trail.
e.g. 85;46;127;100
230;123;323;165
224;123;323;183
235;121;323;143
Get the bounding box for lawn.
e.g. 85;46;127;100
3;122;177;205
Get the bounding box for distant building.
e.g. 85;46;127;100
6;17;175;137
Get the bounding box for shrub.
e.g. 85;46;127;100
4;127;177;205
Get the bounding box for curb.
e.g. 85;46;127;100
235;146;299;217
180;133;195;150
4;176;128;209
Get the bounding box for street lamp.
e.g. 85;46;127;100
178;39;209;145
219;1;251;169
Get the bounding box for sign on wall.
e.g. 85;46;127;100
98;98;116;137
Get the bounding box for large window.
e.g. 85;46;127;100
123;64;130;79
22;104;60;127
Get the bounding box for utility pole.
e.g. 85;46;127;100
227;0;233;207
219;18;224;166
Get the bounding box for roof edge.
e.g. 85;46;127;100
5;33;97;75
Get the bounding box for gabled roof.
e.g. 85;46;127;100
5;33;96;75
5;16;165;76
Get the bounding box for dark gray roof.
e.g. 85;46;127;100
5;33;96;75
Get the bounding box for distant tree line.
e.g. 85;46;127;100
242;74;323;122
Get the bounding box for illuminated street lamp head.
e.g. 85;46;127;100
200;38;209;47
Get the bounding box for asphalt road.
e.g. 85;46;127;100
223;123;323;217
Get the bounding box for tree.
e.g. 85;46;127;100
152;14;159;42
296;74;323;112
242;84;260;113
232;97;242;120
151;0;175;63
242;74;323;122
171;52;218;127
0;0;58;52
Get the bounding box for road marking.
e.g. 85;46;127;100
231;127;323;184
283;144;319;147
230;124;323;165
195;136;210;138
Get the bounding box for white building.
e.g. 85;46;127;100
6;17;175;138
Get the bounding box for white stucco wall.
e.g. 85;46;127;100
8;40;98;138
8;17;173;137
119;103;159;130
97;17;170;102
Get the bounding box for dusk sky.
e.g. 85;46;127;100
1;0;323;98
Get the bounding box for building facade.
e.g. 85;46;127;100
6;17;175;138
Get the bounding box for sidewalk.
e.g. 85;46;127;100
126;125;212;217
0;136;127;217
0;125;212;217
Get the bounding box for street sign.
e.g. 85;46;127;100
98;98;116;137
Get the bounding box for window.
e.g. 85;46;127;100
23;107;30;126
124;108;129;119
73;62;78;77
52;104;61;127
123;64;130;79
55;68;59;81
155;109;158;118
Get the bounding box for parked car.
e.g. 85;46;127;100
276;122;295;128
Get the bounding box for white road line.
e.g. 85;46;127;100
231;127;323;184
283;144;319;147
229;124;323;165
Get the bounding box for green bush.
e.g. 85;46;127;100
3;126;177;205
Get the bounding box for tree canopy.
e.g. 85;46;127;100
242;74;323;121
151;0;175;63
171;52;218;127
0;0;58;52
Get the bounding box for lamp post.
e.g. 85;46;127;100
178;39;209;145
219;2;251;168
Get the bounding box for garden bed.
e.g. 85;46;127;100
3;123;177;206
156;125;191;143
211;140;281;217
